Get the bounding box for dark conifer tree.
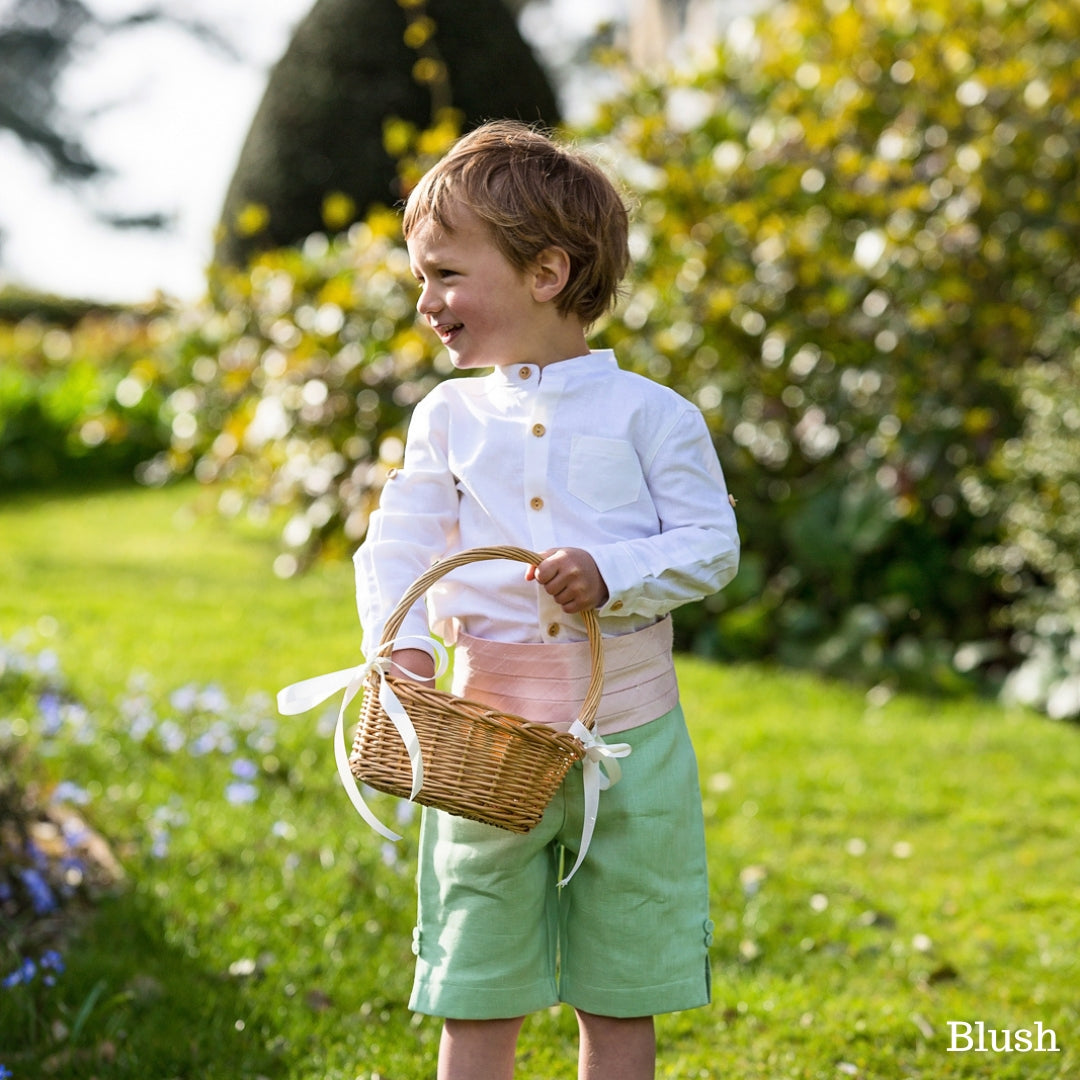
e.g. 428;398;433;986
214;0;560;266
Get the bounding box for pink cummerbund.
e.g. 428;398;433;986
451;616;680;737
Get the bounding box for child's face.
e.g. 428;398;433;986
407;204;548;371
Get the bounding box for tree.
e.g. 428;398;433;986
214;0;561;267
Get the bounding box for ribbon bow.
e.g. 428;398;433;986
276;636;448;841
558;720;633;886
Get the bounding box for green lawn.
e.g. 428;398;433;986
1;483;1078;1078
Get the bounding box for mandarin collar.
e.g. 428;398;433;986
491;349;617;389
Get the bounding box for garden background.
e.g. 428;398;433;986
2;0;1079;1076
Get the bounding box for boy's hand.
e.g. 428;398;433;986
389;648;436;688
526;547;610;614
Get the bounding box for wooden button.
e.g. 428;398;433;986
610;600;624;611
530;496;544;511
547;623;560;637
532;423;546;437
518;366;532;379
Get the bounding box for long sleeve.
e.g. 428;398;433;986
353;392;459;657
591;406;739;619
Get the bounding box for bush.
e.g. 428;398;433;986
0;313;176;490
140;217;444;573
583;0;1080;692
140;0;1080;703
973;349;1080;718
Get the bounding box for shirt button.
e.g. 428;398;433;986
518;366;532;380
611;600;624;611
530;496;544;511
532;423;546;437
547;623;560;637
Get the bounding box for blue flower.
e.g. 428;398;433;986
156;720;186;754
1;957;38;988
198;685;230;714
225;782;258;805
51;780;91;806
40;951;64;974
16;868;57;916
37;691;63;736
230;758;258;781
0;1061;14;1077
169;684;200;713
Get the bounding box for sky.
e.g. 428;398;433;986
0;0;625;305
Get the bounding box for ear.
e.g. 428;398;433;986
530;246;572;304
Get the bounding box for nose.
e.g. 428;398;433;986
416;281;440;316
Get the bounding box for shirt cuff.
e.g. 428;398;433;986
593;544;644;616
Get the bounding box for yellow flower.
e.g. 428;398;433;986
235;203;270;237
322;192;357;232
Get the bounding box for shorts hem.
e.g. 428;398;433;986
409;976;559;1020
559;974;711;1019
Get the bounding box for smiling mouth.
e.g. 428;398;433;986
432;322;463;343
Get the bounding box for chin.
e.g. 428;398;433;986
448;352;490;371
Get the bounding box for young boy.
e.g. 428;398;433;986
354;120;739;1080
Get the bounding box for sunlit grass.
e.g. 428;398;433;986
1;483;1078;1078
0;482;361;698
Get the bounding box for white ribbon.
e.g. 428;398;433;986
276;636;449;842
558;720;633;887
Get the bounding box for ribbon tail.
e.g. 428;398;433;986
377;676;425;800
558;722;633;887
559;756;601;887
333;688;401;843
277;666;360;715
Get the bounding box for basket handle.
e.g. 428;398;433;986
378;545;605;733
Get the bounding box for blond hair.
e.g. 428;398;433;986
402;120;630;326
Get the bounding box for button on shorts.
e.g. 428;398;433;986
408;704;712;1020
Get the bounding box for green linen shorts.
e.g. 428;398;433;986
408;704;713;1020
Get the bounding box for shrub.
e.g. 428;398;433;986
0;313;176;490
140;217;444;573
583;0;1080;692
972;349;1080;718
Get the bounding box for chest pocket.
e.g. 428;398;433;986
567;435;644;512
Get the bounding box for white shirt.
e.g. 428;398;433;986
354;350;740;654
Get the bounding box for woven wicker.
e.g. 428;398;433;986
349;546;604;833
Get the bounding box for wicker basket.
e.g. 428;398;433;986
349;546;604;833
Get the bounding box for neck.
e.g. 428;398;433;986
532;321;591;370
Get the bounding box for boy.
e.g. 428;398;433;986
354;120;739;1080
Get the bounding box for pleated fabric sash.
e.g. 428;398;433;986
452;616;679;737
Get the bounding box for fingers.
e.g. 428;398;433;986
525;548;607;613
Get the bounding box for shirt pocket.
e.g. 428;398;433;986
567;435;644;512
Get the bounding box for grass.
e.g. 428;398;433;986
1;482;1078;1078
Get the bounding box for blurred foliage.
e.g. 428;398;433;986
139;218;444;575
4;0;1080;716
972;350;1080;719
582;0;1080;700
0;286;127;328
0;312;176;490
